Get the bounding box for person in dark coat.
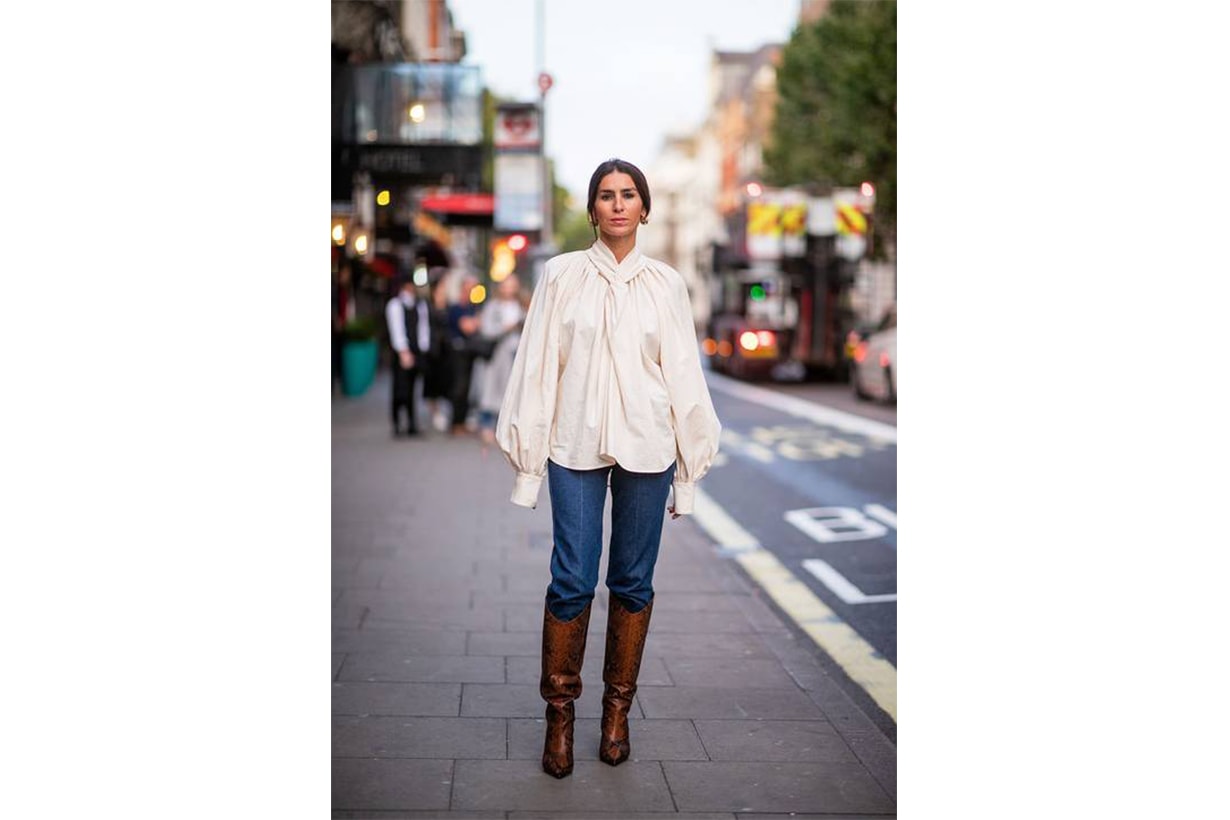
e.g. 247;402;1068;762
445;274;482;435
384;273;431;437
421;271;455;431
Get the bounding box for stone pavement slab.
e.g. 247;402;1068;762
637;685;830;720
642;631;778;659
331;682;462;717
661;657;800;689
509;814;736;820
451;760;675;812
691;718;859;763
331;758;454;812
337;654;505;684
662;760;895;814
362;605;505;632
334;812;504;820
332;716;506;759
738;815;896;820
331;630;468;657
332;627;469;655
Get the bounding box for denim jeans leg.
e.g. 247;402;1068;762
606;462;676;613
546;460;611;621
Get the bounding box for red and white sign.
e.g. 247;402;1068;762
538;72;553;94
494;104;541;150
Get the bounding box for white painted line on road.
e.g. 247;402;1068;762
802;559;898;605
706;370;898;443
720;429;777;464
864;504;898;529
690;486;897;720
744;442;777;463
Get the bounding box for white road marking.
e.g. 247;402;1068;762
785;507;890;543
864;504;897;529
720;429;778;463
706;370;898;443
802;559;898;605
744;443;777;463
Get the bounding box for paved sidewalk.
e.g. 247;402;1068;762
332;372;897;818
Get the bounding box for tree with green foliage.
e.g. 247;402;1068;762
555;206;596;254
765;0;896;258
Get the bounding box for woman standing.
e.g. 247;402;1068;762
496;158;721;778
475;275;526;448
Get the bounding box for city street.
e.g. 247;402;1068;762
332;368;897;816
699;370;897;735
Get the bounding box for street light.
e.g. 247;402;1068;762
491;234;530;282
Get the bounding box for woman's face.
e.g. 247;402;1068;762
591;172;645;242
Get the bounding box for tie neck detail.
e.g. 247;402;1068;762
586;240;646;286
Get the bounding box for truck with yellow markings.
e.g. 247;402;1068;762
705;186;875;381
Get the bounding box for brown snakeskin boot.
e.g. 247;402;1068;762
540;601;592;778
598;595;654;765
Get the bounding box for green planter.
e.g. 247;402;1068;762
340;316;380;397
341;339;378;396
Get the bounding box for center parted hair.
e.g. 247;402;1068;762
586;158;652;224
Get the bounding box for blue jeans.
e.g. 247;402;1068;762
545;459;676;621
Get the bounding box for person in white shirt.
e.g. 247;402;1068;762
496;158;721;778
385;274;431;437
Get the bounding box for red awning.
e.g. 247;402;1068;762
419;193;494;215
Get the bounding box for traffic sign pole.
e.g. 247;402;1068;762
536;0;554;251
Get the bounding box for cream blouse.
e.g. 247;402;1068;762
495;240;721;514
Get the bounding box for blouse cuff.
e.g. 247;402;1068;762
511;471;544;509
672;480;696;515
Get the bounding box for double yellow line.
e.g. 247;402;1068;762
692;487;897;721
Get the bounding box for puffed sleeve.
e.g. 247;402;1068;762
659;271;721;514
495;263;561;508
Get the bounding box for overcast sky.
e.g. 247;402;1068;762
446;0;802;202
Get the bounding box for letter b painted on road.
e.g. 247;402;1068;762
784;506;892;543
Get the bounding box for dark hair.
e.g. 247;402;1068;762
586;158;652;224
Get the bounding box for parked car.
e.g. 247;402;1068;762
850;306;896;403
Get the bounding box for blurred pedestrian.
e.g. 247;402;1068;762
385;273;431;437
475;275;526;449
422;270;454;432
446;274;482;435
496;158;721;778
